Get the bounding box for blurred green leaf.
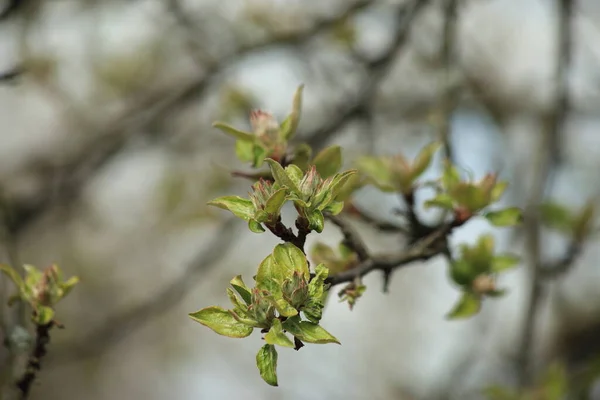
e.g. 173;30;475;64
212;121;254;141
447;292;481;319
280;84;304;140
491;255;520;273
484;207;523;227
235;140;255;163
35;305;54;325
424;194;455;210
540;202;573;232
313;145;342;179
256;344;278;386
189;306;253;338
0;264;24;290
356;156;395;192
449;259;478;286
411;142;440;179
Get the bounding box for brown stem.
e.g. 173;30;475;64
16;321;54;399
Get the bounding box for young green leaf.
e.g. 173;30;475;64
356;156;395;192
265;159;301;196
313;146;342;179
207;196;255;221
308;263;329;300
256;344;279;386
424;194;455;210
446;292;481;319
449;259;478;286
235;140;255;163
539;201;573;232
248;219;265;233
484;207;523;227
35;305;55;325
280;84;304;140
490;255;520;273
264;319;295;348
490;181;508;202
189;306;253;338
264;188;287;217
282;316;340;344
273;243;310;281
411;141;440;179
307;209;325;233
230;275;252;304
212;121;254;141
0;264;24;289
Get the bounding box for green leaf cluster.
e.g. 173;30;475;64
310;241;358;276
189;243;339;386
212;85;304;167
0;264;79;325
356;142;441;194
447;235;519;319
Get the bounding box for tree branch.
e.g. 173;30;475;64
15;322;54;400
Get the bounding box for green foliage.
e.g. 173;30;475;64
356;142;441;194
446;235;519;319
212;85;304;168
484;363;568;400
310;242;358;276
189;244;337;385
0;264;79;325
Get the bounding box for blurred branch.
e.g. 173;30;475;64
438;0;458;164
15;321;54;400
325;214;369;261
2;0;377;237
51;217;238;364
516;0;574;387
0;66;24;84
303;0;431;150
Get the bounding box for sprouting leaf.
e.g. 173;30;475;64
490;255;520;273
424;194;455;210
266;159;301;196
449;259;478;287
307;209;325;233
256;255;280;286
280;84;304;140
264;188;287;217
313;146;342;179
442;162;461;189
230;275;252;304
189;306;253;338
207;196;255;221
411;141;441;179
0;264;24;289
60;276;79;298
291;143;312;171
256;344;278;386
235;140;255;163
248;219;266;233
35;305;54;325
356;156;395;192
308;263;329;301
264;319;295;348
446;292;481;319
284;164;304;186
273;243;310;281
324;170;358;202
484;207;523;227
252;145;269;168
227;287;248;312
212;121;254;141
490;181;508;202
282;316;340;344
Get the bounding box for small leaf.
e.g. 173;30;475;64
189;306;253;338
60;276;79;298
35;305;54;325
280;84;304;140
212;121;254;141
540;201;573;232
282;316;340;344
235;140;255;163
324;170;358;203
256;344;278;386
252;145;269;168
446;292;481;319
264;188;287;217
442;162;461;189
227;288;248;311
313;146;342;179
266;159;301;196
490;181;508;202
284;164;304;186
0;264;24;289
307;209;325;233
208;196;254;221
449;259;478;286
356;156;395;192
484;207;523;227
256;254;279;286
424;194;455;210
411;141;440;179
273;243;310;281
291;143;312;171
308;263;329;301
491;255;520;273
230;275;252;304
264;319;295;348
248;219;266;233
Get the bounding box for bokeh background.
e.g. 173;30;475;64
1;0;600;399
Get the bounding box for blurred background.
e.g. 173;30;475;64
1;0;600;399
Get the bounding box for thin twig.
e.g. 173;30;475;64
15;322;54;400
516;0;573;387
324;214;369;261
